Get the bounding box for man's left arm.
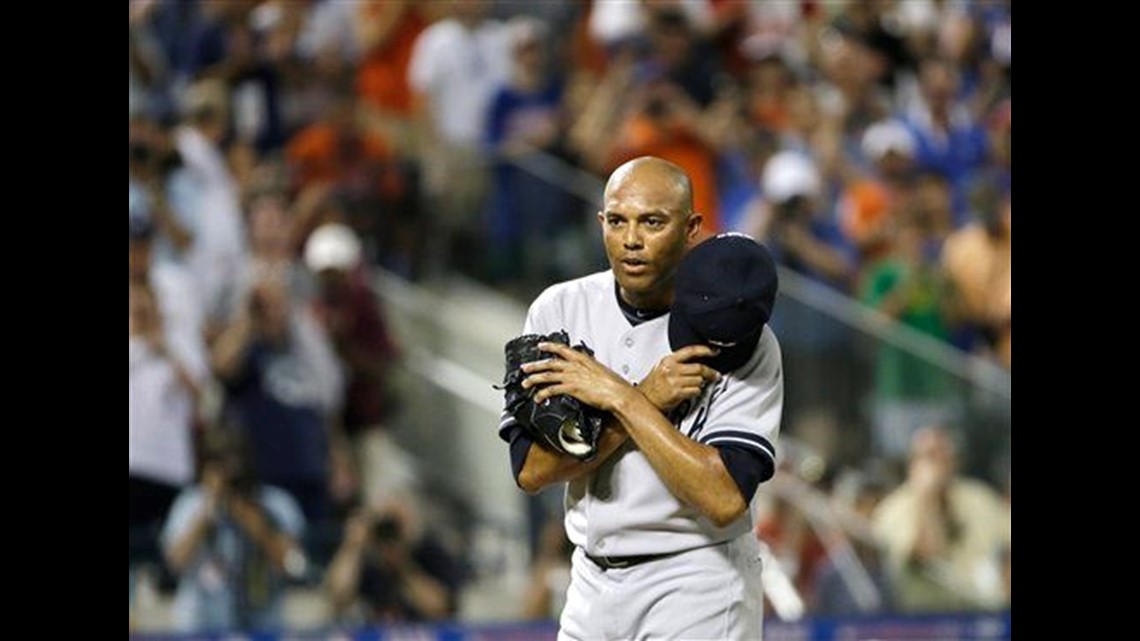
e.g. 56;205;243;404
527;339;781;527
614;390;748;527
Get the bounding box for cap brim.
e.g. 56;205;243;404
669;311;763;374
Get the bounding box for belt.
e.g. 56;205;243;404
585;550;680;570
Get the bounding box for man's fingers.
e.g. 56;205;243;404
671;344;720;363
522;372;559;388
680;377;709;394
668;362;713;378
664;362;721;384
521;358;560;373
538;342;578;359
667;373;699;388
680;384;706;399
532;384;571;405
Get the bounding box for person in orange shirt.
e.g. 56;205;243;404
838;120;916;265
609;81;723;235
355;0;428;155
285;90;393;191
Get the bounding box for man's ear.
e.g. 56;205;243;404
687;212;704;241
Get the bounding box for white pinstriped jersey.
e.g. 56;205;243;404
500;270;782;557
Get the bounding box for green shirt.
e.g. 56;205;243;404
861;259;955;399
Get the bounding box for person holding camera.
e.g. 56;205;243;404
210;271;344;523
161;430;306;633
324;497;463;624
753;151;854;290
749;151;860;448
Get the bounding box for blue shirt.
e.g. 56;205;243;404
161;485;304;632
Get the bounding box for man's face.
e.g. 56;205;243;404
598;169;701;308
248;194;290;258
909;428;956;489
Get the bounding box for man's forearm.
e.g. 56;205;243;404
517;420;628;494
611;390;745;527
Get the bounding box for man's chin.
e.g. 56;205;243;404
615;270;653;290
615;272;667;302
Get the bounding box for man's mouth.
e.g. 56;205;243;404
621;257;649;273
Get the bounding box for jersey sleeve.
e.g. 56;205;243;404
497;288;563;483
715;444;770;505
696;327;782;484
496;287;560;443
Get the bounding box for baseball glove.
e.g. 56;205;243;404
496;330;604;461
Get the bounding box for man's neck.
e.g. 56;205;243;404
615;281;670;326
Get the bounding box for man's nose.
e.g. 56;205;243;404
623;223;644;249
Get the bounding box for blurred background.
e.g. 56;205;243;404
129;0;1010;638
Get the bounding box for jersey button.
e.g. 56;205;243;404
597;539;607;549
621;365;630;375
624;337;634;347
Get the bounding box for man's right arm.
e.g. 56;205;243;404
503;288;635;493
325;515;369;613
513;419;628;494
507;340;713;494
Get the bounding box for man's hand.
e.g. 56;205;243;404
639;345;721;412
228;493;267;530
192;463;229;530
343;510;372;549
523;342;634;413
911;454;952;499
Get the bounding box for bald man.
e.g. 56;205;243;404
498;157;784;639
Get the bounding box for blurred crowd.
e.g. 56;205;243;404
129;0;1010;633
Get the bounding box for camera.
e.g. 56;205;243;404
371;515;403;543
128;139;183;177
129;141;155;165
227;466;259;497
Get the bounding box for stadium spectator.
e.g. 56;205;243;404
871;426;1010;612
130;278;209;563
325;496;464;623
408;1;512;276
304;223;412;507
210;268;343;524
162;429;306;632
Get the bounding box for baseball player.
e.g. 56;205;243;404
498;157;783;639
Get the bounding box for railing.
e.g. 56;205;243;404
775;266;1010;401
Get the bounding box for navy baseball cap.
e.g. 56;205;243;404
669;233;778;373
